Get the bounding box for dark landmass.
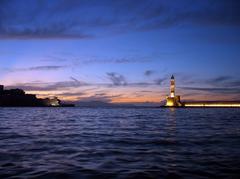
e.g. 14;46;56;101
0;85;74;107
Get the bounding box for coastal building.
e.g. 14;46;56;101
41;97;61;107
165;76;240;107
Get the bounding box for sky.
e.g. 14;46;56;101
0;0;240;103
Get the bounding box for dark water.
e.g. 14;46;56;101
0;107;240;179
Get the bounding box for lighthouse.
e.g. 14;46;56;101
165;75;182;107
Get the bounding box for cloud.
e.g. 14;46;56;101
176;74;240;95
206;76;240;87
0;0;239;39
106;72;127;86
140;90;154;93
5;76;162;92
5;65;66;72
154;77;167;85
180;86;240;94
130;82;152;87
138;0;240;31
0;0;93;39
207;76;232;83
6;77;87;91
81;57;151;64
57;91;86;97
144;70;154;76
77;95;109;103
69;76;83;85
76;93;123;103
44;55;152;64
0;27;93;40
29;66;65;71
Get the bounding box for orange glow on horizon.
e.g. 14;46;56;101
24;88;240;104
111;96;161;103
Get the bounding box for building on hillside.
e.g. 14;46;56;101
41;97;61;107
0;84;62;107
0;85;3;92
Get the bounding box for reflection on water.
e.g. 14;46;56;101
0;107;240;178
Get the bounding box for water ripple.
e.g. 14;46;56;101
0;107;240;178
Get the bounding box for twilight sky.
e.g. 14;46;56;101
0;0;240;103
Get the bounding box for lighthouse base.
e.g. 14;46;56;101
166;96;182;107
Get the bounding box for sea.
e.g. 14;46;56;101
0;107;240;179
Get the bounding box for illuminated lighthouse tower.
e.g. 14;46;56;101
166;75;182;107
170;75;175;97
